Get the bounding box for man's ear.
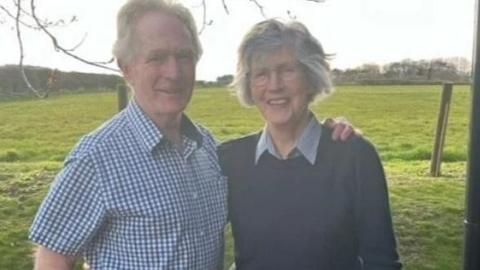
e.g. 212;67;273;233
118;59;132;81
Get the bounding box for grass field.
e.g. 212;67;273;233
0;85;470;269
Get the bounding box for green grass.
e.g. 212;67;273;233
0;85;471;269
385;161;465;269
0;85;470;163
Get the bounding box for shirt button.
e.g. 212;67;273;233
199;230;205;236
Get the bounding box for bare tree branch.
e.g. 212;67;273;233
221;0;230;14
249;0;266;18
5;0;118;98
198;0;268;33
287;10;297;20
198;0;213;34
1;3;39;29
13;0;34;18
15;0;48;98
29;0;117;70
64;32;87;52
11;0;73;28
198;0;207;34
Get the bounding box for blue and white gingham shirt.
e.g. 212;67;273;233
29;100;228;270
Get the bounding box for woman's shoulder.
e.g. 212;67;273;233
217;132;260;172
218;132;260;154
320;126;379;158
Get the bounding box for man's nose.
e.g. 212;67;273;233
163;56;180;80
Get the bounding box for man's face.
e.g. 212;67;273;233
122;11;196;120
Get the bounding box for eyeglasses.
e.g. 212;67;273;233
250;62;301;87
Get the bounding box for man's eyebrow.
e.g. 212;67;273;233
145;49;167;57
175;48;194;54
146;48;193;55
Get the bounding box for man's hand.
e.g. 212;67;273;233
323;117;362;141
34;246;76;270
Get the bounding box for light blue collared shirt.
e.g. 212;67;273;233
255;113;322;165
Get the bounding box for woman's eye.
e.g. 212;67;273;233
282;65;297;73
253;71;266;79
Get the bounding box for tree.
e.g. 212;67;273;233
216;74;233;85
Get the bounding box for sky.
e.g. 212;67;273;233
0;0;475;81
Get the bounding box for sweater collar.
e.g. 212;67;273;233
255;113;322;165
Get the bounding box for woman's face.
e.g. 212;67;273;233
249;45;311;129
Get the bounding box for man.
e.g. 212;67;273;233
30;1;226;269
29;0;355;269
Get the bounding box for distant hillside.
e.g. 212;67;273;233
0;65;123;98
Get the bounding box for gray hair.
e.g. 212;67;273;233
232;19;333;106
112;0;202;64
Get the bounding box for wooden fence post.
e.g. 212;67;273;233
117;84;128;111
430;83;453;177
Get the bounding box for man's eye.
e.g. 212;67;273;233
253;71;267;79
148;55;167;63
176;51;193;60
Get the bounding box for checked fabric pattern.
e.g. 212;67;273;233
29;100;228;270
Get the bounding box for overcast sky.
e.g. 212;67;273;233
0;0;475;81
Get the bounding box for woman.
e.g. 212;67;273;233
218;19;402;270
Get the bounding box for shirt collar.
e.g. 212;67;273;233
295;114;322;164
180;114;203;147
125;99;202;152
255;113;322;165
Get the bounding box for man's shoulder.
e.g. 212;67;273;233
69;112;130;158
194;123;215;141
190;122;222;153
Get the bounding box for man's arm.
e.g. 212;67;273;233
324;117;362;141
29;154;106;270
34;246;76;270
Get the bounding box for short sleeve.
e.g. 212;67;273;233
29;154;107;255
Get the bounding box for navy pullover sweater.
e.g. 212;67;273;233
218;128;401;270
